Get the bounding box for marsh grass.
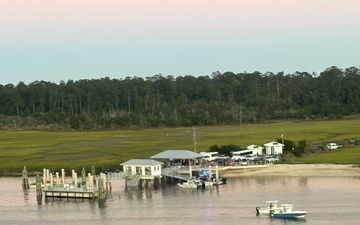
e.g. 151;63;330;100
1;119;360;174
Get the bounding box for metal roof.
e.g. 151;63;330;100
120;159;163;166
150;150;204;159
247;144;264;149
264;142;284;146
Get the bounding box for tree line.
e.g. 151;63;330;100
1;66;359;130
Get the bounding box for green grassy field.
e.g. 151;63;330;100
1;119;360;175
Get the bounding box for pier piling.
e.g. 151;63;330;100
22;166;29;189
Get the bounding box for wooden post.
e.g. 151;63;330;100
98;173;107;199
71;170;75;184
56;172;60;186
50;173;53;187
22;166;29;189
215;166;219;185
74;172;78;187
43;173;47;190
46;169;50;182
36;174;42;199
81;167;86;185
61;169;65;185
189;164;192;179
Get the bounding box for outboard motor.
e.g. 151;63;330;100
270;210;274;217
256;207;260;215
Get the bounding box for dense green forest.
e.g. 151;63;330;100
1;66;359;130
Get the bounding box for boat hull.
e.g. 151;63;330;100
271;211;307;218
177;183;197;188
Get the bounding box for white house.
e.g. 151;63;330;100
264;142;284;155
246;144;264;155
120;159;163;177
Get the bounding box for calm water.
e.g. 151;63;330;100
1;176;360;225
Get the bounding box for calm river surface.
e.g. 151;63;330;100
1;176;360;225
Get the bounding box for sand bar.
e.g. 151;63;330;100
219;164;360;178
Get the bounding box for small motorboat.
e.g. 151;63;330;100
270;204;307;218
196;179;214;187
177;179;198;189
256;200;281;214
212;177;227;185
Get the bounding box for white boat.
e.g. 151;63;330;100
256;200;281;214
177;179;198;189
28;181;52;189
270;204;307;218
178;178;214;189
196;179;214;187
212;177;227;185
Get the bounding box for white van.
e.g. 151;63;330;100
231;149;257;161
200;152;219;162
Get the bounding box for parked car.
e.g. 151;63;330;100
214;156;231;166
326;143;339;150
262;155;278;163
243;155;256;161
239;159;248;166
253;156;265;165
346;139;355;144
355;140;360;145
266;155;280;163
311;145;324;152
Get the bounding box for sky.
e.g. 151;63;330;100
0;0;359;85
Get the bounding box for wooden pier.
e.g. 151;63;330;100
34;167;110;201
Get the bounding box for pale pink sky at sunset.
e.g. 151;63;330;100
0;0;359;85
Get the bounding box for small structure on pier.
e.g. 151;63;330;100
120;159;163;188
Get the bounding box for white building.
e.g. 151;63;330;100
264;142;284;155
246;144;264;155
120;159;163;177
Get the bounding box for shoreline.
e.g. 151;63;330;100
219;164;360;178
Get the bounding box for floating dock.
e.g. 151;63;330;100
43;188;98;199
34;167;110;201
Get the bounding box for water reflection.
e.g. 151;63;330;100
298;178;308;187
124;187;163;200
37;194;43;205
98;199;106;209
270;217;307;224
23;189;29;202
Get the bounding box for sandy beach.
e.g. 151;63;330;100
219;164;360;178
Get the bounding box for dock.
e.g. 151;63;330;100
34;167;110;201
43;188;98;199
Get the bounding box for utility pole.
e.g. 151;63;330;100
193;126;197;152
239;105;243;137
